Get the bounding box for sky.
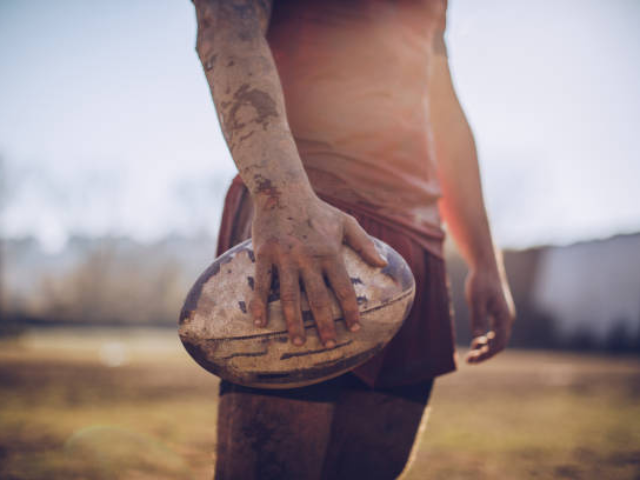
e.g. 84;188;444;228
1;0;639;252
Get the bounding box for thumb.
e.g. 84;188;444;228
344;216;387;267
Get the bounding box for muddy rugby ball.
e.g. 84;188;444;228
179;237;415;389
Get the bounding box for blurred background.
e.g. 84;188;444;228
1;0;639;479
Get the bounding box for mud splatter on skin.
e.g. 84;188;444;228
230;3;255;21
194;0;307;206
198;13;211;30
237;30;253;42
220;84;278;147
253;174;282;209
237;131;256;144
204;54;217;72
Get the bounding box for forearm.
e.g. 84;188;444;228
193;0;314;207
436;116;498;271
430;59;499;272
429;34;515;359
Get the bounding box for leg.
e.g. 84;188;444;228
214;381;337;480
321;376;434;480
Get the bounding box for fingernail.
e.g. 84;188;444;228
293;336;304;346
350;323;361;332
254;319;262;327
325;339;336;348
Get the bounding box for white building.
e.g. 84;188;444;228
532;234;640;340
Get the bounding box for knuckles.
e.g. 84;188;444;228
343;214;357;227
256;238;341;267
291;243;340;263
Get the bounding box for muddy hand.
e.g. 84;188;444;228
249;193;387;347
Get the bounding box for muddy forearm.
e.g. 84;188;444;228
193;0;314;207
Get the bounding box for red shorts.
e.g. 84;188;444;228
216;175;457;387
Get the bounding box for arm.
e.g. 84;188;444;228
429;31;516;364
191;0;386;347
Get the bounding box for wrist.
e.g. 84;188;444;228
470;248;506;281
471;253;497;272
251;178;316;211
468;242;500;271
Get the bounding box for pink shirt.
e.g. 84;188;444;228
267;0;448;257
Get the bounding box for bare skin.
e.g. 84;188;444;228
429;25;516;364
192;0;387;349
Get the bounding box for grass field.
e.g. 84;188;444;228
1;328;639;480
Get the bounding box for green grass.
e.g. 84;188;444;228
1;329;639;479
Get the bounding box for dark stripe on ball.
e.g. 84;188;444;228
280;339;353;360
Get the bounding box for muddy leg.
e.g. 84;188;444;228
214;383;335;480
320;379;434;480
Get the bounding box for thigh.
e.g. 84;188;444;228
321;377;434;480
214;381;337;480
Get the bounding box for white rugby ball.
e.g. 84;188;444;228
179;237;415;389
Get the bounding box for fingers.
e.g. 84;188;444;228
323;259;361;332
344;216;387;267
467;297;514;365
252;243;351;349
466;296;488;364
250;253;272;328
466;333;493;364
301;267;337;347
277;263;306;346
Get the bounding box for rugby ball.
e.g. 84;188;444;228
179;237;415;389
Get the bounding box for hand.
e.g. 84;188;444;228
464;264;515;364
250;192;387;347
